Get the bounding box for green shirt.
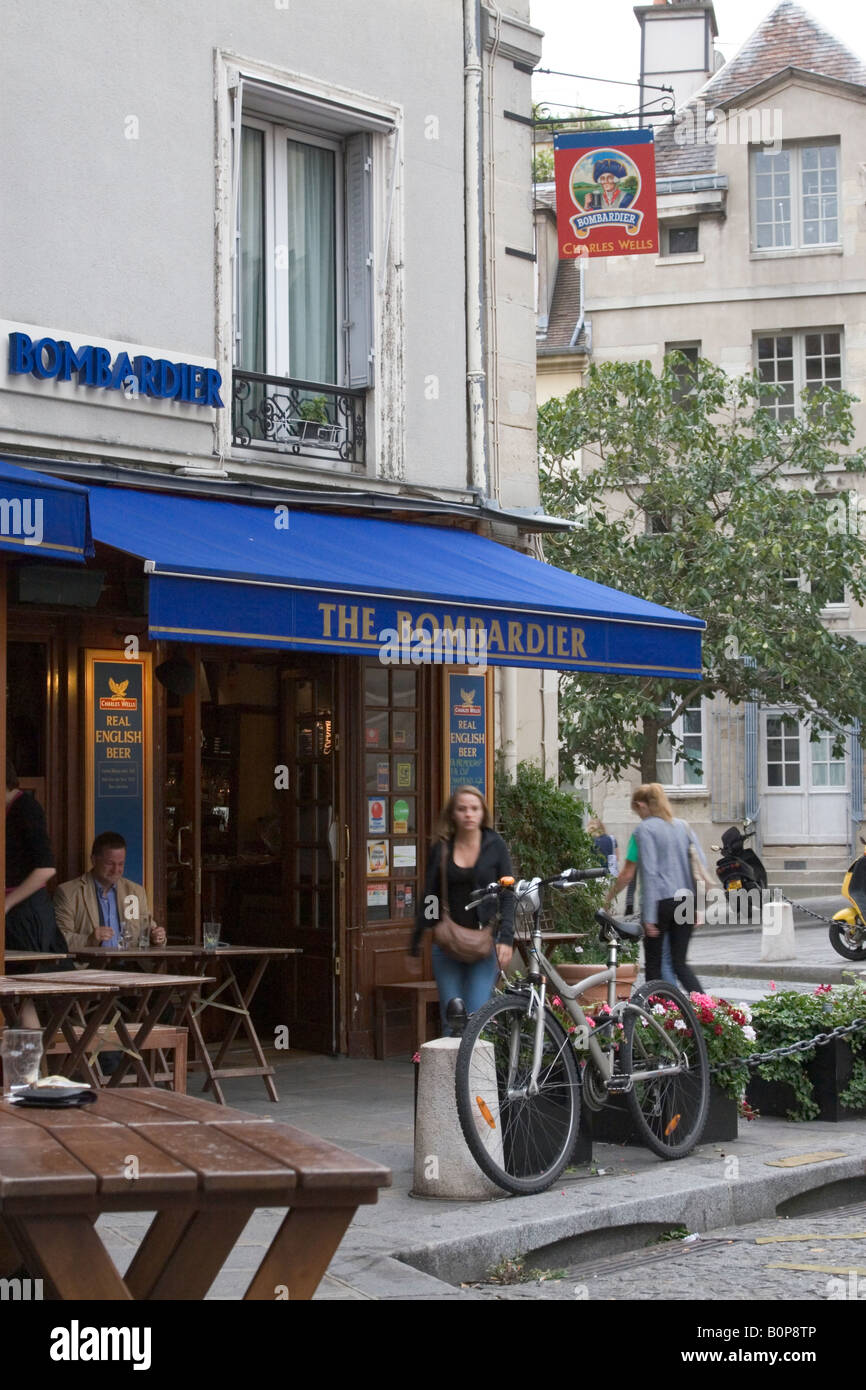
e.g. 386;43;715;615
626;833;639;864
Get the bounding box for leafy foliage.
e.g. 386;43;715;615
538;355;866;782
494;759;606;939
750;982;866;1121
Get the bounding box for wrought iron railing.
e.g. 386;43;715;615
232;370;366;467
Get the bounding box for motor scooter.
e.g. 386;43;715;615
711;819;768;920
830;840;866;960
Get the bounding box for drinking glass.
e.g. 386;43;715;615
202;919;221;951
139;914;151;950
1;1029;44;1097
121;918;138;950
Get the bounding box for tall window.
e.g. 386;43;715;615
751;143;839;251
238;119;340;385
657;696;704;788
665;341;700;402
756;330;842;420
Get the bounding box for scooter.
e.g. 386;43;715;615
830;840;866;960
711;818;768;897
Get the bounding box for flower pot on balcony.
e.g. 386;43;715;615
588;1081;738;1146
746;1037;862;1123
557;961;637;1007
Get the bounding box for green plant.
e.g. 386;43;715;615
298;393;330;423
482;1254;565;1285
653;1226;689;1244
751;980;866;1121
494;759;607;938
689;992;757;1113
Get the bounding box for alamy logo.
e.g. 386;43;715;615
674;99;782;154
49;1321;152;1370
0;496;43;546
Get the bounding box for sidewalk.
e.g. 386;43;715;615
94;907;866;1300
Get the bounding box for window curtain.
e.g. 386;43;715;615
286;139;336;384
239;126;265;372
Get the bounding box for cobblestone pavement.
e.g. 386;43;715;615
468;1201;866;1301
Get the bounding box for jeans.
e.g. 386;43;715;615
643;897;703;996
660;936;677;985
432;943;500;1035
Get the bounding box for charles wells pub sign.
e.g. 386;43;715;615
553;130;659;259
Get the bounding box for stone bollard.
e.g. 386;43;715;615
412;1038;503;1199
760;896;796;961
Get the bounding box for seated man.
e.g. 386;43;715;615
54;831;166;952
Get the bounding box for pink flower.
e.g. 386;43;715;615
813;983;833;996
769;980;776;992
551;996;563;1008
587;1017;596;1029
411;1052;421;1064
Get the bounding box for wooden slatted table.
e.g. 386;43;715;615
0;975;122;1081
0;1088;390;1300
42;971;211;1090
73;946;300;1103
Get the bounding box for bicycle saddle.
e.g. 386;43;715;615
594;908;643;942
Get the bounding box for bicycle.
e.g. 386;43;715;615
454;868;710;1195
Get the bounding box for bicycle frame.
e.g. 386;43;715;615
515;902;694;1096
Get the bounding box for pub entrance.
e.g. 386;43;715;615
165;651;343;1055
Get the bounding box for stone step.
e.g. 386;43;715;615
766;881;843;899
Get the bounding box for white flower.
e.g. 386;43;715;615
674;1018;687;1030
652;1003;665;1016
743;1025;756;1042
737;1003;753;1022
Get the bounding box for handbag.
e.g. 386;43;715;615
432;843;495;964
688;841;716;892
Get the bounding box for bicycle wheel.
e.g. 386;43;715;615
455;991;580;1195
622;981;709;1159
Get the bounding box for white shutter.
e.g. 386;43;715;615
344;132;373;389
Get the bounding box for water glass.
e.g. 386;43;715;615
1;1029;44;1097
121;918;138;950
139;914;152;950
203;919;221;951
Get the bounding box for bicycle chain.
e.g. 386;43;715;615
708;1016;866;1077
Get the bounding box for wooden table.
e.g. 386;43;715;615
72;947;299;1103
0;975;122;1081
0;1087;390;1300
5;951;72;967
43;971;210;1090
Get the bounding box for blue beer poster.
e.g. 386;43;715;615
446;672;489;804
87;654;150;887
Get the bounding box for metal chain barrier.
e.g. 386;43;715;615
708;1016;866;1078
776;891;840;925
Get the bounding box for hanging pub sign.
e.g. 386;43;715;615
443;668;493;811
554;130;659;259
84;650;153;903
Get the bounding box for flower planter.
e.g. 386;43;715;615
587;1081;738;1146
557;962;637;1008
746;1036;863;1123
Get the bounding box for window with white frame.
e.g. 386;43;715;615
238;116;372;387
657;695;704;788
756;329;842;420
751;142;840;251
810;729;846;786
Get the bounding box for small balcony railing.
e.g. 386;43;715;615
232;371;366;467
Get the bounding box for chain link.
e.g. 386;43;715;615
708;1016;866;1077
777;891;841;925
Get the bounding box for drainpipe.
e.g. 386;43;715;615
569;255;586;349
464;0;487;494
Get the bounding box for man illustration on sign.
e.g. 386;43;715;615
583;156;635;211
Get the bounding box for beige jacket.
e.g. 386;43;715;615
53;872;150;953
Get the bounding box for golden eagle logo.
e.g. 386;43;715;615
108;678;129;697
460;688;476;705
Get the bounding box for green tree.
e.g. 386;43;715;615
538;355;866;783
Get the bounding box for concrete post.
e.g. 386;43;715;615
412;1038;503;1199
760;898;796;960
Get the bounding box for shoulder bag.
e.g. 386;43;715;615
432;843;495;963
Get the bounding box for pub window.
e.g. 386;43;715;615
363;662;418;923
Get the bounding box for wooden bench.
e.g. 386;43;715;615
0;1087;391;1300
46;1024;188;1093
375;982;439;1059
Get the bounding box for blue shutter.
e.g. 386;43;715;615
345;132;373;388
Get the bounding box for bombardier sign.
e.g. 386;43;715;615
7;331;224;407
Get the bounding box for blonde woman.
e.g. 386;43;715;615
605;783;703;994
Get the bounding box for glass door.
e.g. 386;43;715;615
280;664;339;1053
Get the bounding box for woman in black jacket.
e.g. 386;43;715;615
412;785;515;1032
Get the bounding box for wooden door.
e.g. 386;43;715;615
279;663;340;1053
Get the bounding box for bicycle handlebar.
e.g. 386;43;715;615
466;865;607;910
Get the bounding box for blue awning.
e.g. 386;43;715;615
0;457;93;561
87;486;704;677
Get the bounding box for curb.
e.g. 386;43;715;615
694;961;866;983
392;1144;866;1288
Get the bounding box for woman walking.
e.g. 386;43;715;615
604;783;703;994
411;785;515;1033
